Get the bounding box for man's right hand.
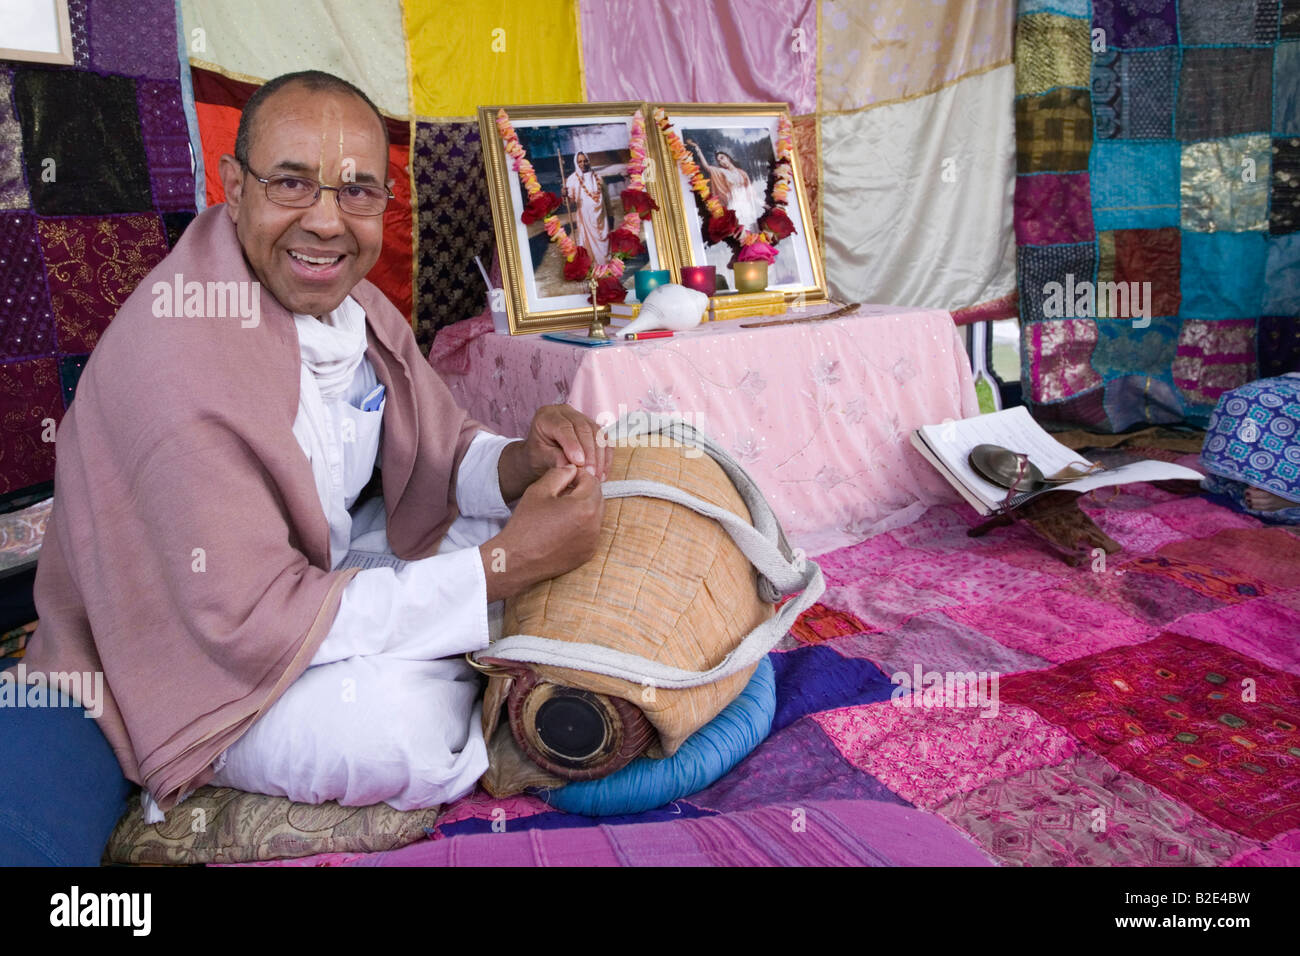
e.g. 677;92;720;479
480;464;605;603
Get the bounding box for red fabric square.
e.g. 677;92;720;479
0;357;62;493
37;214;169;353
785;601;873;646
1113;227;1181;316
1001;632;1300;841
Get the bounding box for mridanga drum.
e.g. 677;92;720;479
472;417;823;797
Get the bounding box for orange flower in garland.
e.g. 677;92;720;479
497;108;655;305
655;108;797;264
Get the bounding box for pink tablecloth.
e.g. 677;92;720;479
432;304;979;553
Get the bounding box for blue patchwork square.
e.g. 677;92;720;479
1092;314;1179;380
1276;42;1300;136
1263;232;1300;313
1090;141;1180;230
1181;232;1268;319
1020;0;1089;16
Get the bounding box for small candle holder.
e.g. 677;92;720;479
733;260;769;294
586;276;607;339
634;269;671;302
680;265;716;296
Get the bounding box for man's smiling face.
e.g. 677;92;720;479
219;83;388;318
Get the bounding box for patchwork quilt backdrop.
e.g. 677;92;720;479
1016;0;1300;432
0;0;196;496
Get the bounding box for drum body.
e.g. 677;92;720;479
478;440;773;796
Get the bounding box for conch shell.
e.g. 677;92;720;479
617;283;707;337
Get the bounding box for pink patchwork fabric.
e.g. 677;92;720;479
1088;508;1185;554
1143;496;1262;538
431;790;553;834
1226;830;1300;867
1167;599;1300;677
883;504;989;553
937;751;1257;867
894;551;1057;605
1001;632;1300;841
813;701;1080;811
943;590;1159;664
833;609;1050;677
819;578;960;633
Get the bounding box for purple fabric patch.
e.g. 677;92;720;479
688;717;911;814
579;0;817;116
136;80;196;212
768;643;895;732
1092;0;1179;48
68;0;90;69
1014;172;1095;245
0;211;56;362
835;609;1052;678
37;214;169;353
87;0;178;79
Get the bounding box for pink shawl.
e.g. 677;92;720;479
25;206;481;810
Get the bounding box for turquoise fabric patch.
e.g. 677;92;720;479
1264;232;1300;313
539;656;777;817
1180;232;1268;319
1090;141;1180;230
1092;314;1180;380
1019;0;1089;17
1276;41;1300;136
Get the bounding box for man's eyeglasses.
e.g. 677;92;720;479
241;163;393;217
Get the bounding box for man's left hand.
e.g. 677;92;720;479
498;404;612;502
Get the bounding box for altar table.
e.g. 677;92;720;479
432;303;979;553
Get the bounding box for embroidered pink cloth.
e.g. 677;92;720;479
431;303;978;552
25;206;481;811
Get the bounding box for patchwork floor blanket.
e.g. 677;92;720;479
254;468;1300;867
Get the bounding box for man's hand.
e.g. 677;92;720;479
497;404;613;503
480;464;605;602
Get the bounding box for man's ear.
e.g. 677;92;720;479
218;154;244;221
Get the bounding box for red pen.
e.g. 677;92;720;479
622;330;675;340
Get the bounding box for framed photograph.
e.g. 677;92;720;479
478;102;679;334
0;0;75;65
652;103;827;304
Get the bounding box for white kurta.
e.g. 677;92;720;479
198;299;514;813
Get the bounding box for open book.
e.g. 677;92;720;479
911;406;1203;516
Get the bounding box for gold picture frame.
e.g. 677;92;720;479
477;101;679;335
652;102;827;306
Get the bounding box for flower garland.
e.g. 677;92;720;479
496;108;658;305
653;108;797;266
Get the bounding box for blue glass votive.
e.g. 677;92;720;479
635;269;671;302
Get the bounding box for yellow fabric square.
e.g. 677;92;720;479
1014;13;1092;97
408;0;584;119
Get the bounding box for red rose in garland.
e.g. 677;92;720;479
620;188;658;216
521;190;561;225
760;207;796;241
706;209;740;244
607;228;644;257
563;246;593;282
594;275;626;305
